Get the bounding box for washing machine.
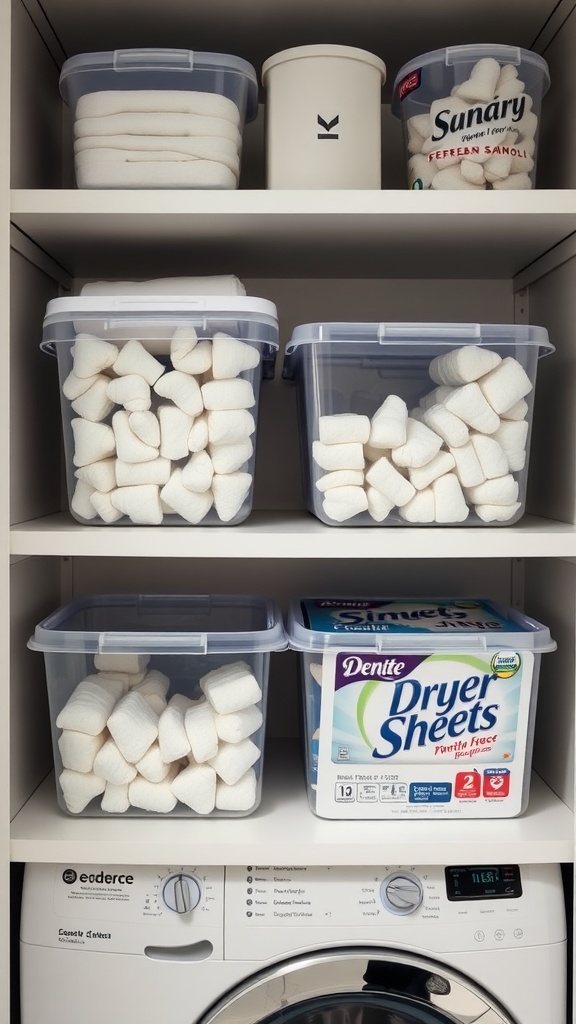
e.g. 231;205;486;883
20;862;566;1024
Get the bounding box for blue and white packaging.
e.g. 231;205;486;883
287;598;556;819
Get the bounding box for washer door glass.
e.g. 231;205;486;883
199;950;512;1024
255;991;462;1024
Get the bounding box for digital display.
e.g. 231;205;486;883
445;865;522;901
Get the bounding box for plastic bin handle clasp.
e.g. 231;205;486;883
377;323;481;342
97;632;208;655
446;44;522;67
113;49;195;70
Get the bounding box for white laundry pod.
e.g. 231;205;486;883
391;417;443;469
181;450;214;492
211;332;261;378
107;691;159;764
322;485;369;522
154;370;204;417
201;378;255;410
312;441;365;472
212;472;253;522
110;484;164;525
113;339;165;386
71;478;98;520
369;395;408;449
72;333;118;378
432;473;469;523
71;418;116;467
106;374;151;413
366;456;416;506
200;660;262;714
319;413;370;445
215;768;258;811
171;763;217;814
161;469;214;523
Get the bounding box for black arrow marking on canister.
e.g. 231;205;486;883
317;114;339;139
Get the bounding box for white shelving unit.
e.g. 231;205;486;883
5;0;576;1021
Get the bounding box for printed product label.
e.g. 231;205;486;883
314;648;534;819
301;599;526;635
424;95;531;166
399;69;422;101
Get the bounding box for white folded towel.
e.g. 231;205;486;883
74;111;242;145
75;146;240;179
76;90;242;125
76;158;238;189
75;131;240;164
81;275;245;296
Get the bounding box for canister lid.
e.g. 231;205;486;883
60;49;260;120
262;45;386;85
392;43;550;115
28;594;288;655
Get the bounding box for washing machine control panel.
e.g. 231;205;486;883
222;864;561;961
21;865;225;956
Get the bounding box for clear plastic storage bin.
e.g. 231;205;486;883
391;44;550;191
282;322;553;526
42;295;279;525
28;594;287;817
287;596;556;819
59;49;259;189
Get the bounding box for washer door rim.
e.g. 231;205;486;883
195;947;515;1024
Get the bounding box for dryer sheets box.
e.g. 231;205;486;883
287;597;556;819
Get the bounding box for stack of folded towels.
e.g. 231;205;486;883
56;652;263;815
73;89;244;188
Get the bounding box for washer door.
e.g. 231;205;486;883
198;949;515;1024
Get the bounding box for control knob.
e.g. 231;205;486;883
380;871;423;915
162;873;202;914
